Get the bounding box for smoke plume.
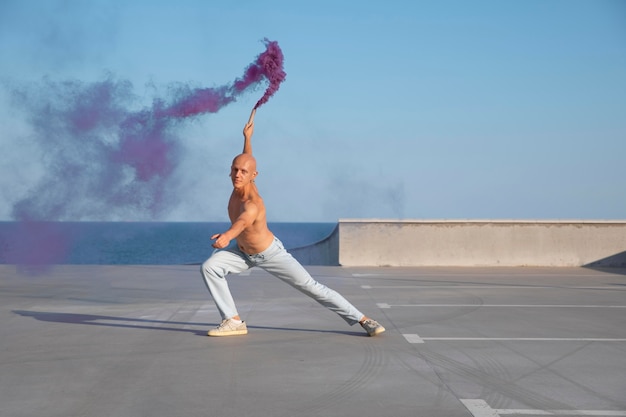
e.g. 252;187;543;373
3;39;286;270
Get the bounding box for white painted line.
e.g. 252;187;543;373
461;398;626;416
382;304;626;308
361;285;372;289
461;399;499;417
365;285;538;289
402;333;424;344
361;285;615;290
376;303;391;309
351;272;618;278
424;337;626;342
498;410;626;415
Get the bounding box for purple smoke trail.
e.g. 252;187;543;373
253;39;286;109
161;38;286;117
4;39;286;271
3;222;69;275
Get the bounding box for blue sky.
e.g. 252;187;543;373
0;0;624;222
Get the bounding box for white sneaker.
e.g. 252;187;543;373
360;319;385;337
207;318;248;337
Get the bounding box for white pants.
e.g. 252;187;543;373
200;237;363;325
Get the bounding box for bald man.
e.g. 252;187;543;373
200;116;385;337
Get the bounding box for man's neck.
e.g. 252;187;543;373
233;183;256;198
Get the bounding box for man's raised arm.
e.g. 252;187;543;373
242;108;255;155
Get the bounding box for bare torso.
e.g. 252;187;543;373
228;184;274;254
211;115;275;254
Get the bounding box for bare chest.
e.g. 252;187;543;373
227;196;244;222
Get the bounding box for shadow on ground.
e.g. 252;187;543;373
12;310;364;337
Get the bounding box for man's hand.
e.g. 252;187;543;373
242;108;256;154
211;233;231;249
243;120;254;141
242;120;254;154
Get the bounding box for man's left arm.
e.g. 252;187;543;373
211;202;258;248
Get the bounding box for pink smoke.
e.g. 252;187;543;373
3;222;69;275
161;38;286;118
4;39;286;271
253;39;286;109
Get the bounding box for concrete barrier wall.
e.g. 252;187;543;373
289;225;339;266
337;219;626;267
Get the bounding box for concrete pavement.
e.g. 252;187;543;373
1;264;625;417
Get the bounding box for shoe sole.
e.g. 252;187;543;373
207;329;248;337
367;327;385;337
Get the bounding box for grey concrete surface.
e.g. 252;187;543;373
338;220;626;267
1;265;625;417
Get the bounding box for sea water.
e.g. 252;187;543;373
0;222;336;265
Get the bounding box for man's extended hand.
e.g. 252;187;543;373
243;120;254;141
211;233;231;249
242;119;254;154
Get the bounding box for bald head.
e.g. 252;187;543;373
232;153;257;171
230;153;258;189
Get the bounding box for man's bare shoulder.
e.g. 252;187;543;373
229;190;264;214
246;184;265;204
241;198;261;213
